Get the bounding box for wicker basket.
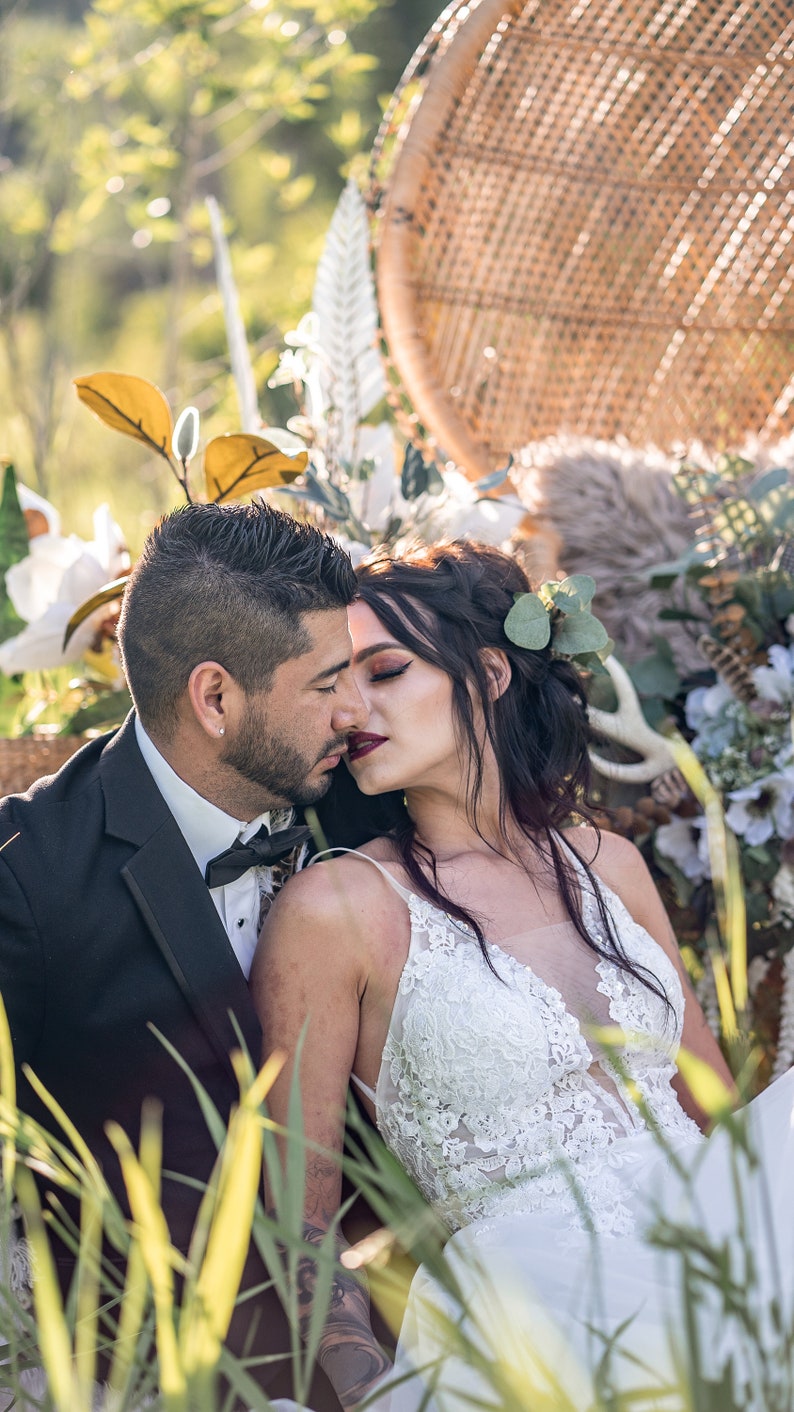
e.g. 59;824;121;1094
0;735;85;798
370;0;794;476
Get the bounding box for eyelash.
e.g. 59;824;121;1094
370;663;411;683
319;682;338;695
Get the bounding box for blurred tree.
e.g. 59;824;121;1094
0;0;438;540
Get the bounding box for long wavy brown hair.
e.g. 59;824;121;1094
318;539;671;1013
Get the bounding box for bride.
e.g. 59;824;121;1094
251;540;794;1412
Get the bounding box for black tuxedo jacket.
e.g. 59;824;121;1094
0;712;339;1406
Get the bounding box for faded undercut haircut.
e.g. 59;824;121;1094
118;500;356;737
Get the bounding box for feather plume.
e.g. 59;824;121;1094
697;635;758;703
311;179;386;466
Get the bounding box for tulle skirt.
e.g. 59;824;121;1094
375;1066;794;1412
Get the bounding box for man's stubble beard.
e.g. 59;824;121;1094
220;703;347;809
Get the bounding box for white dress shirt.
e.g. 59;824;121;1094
134;717;290;978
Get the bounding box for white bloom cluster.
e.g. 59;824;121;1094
0;487;129;676
656;645;794;883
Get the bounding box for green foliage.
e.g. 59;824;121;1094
0;466;30;645
0;0;439;530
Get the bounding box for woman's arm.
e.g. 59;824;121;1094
250;862;392;1409
581;829;737;1130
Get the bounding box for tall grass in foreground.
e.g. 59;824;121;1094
0;737;790;1410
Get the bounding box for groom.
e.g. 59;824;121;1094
0;500;365;1408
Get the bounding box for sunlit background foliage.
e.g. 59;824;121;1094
0;0;438;543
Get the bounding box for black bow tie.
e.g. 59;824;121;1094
204;822;312;889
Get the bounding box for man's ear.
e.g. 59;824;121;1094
187;661;238;738
480;647;512;701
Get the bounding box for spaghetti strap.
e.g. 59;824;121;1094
308;846;414;904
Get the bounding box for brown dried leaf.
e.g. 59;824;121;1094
62;576;129;651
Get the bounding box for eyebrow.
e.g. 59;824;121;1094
353;640;407;665
307;656;350;685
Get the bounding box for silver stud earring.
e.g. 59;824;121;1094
218;727;225;737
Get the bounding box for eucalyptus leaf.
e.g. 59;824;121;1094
474;456;513;494
552;610;609;656
575;649;610;675
748;466;788;501
627;653;681;699
559;573;596;606
305;468;352;521
503;593;551;650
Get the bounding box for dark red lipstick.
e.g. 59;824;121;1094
347;732;388;762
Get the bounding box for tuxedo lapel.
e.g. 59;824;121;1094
99;715;262;1076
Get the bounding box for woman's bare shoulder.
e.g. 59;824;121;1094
267;837;405;928
563;825;651;897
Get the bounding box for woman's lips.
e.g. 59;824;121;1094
347;733;387;762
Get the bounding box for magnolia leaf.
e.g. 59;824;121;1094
401;444;442;500
204;435;307;504
552;609;609;656
504;593;551;650
62;576;129;651
73;373;174;457
0;465;30;646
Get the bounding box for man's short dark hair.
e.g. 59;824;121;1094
117;500;357;736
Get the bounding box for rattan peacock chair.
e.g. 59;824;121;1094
369;0;794;479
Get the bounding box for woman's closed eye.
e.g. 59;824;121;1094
370;660;411;683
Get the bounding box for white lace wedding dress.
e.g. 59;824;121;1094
343;847;794;1412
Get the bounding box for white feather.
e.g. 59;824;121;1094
311;179;386;465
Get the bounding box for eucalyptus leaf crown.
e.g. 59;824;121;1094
503;574;612;672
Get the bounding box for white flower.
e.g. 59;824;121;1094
0;505;129;674
771;863;794;925
725;771;794;844
16;483;61;536
752;643;794;704
655;815;709;883
346;423;397;533
400;468;527;548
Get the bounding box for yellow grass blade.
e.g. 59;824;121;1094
0;992;17;1188
74;1189;102;1401
180;1060;279;1380
675;1046;735;1121
106;1122;186;1411
664;730;748;1022
105;1240;149;1410
22;1064;106;1193
14;1166;77;1411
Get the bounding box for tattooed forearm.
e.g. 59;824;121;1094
288;1158;392;1409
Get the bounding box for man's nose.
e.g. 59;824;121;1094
331;674;368;733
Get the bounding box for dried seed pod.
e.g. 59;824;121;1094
650;768;692;810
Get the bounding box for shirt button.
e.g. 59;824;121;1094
237;918;245;928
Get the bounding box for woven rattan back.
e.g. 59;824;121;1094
370;0;794;478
